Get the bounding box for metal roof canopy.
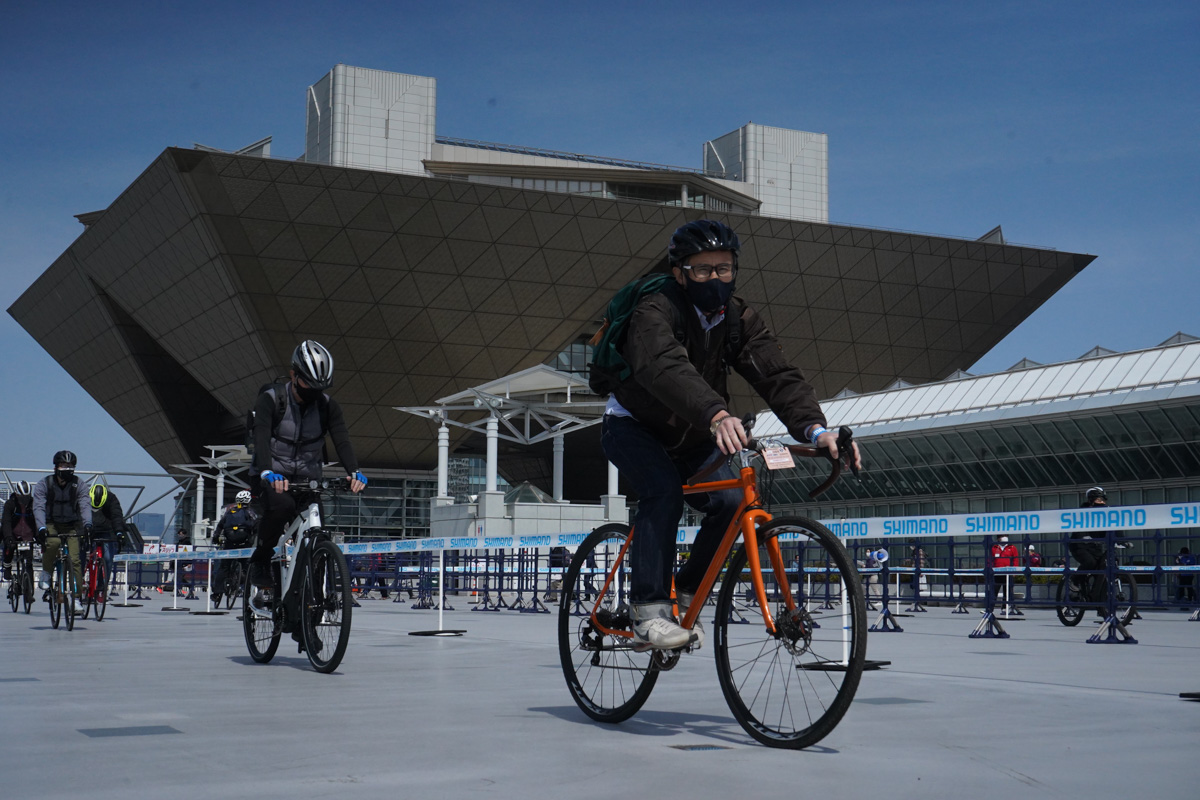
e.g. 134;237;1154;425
395;364;606;445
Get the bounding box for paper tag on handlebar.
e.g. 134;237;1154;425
762;446;795;470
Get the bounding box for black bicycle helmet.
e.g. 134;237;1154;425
53;450;78;468
291;340;335;390
1085;486;1107;502
667;219;740;266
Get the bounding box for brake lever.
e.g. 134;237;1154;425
837;426;859;477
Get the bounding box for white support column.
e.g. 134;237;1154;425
601;460;626;523
437;423;450;497
552;434;564;502
194;475;205;540
215;474;225;520
485;415;498;493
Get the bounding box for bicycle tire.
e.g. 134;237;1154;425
8;572;17;613
713;516;867;749
63;551;76;631
301;538;353;673
558;523;659;724
226;562;244;610
242;562;280;663
48;558;62;629
81;555;94;620
1055;579;1084;626
22;569;34;614
93;560;110;621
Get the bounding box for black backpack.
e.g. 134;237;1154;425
244;382;330;455
587;275;743;396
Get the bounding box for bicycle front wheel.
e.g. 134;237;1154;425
22;567;34;614
301;539;352;673
62;553;77;631
558;523;659;724
81;557;94;620
243;564;280;663
48;560;62;629
714;516;867;749
1055;579;1084;626
93;560;110;621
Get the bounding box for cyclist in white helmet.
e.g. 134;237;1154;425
211;490;258;605
2;481;37;580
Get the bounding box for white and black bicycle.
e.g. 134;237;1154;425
243;479;353;673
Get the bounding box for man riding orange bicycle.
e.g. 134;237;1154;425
599;219;861;650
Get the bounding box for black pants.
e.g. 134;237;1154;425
251;489;299;569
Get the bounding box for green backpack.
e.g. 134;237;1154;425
587;273;742;396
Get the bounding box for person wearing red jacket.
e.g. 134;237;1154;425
990;536;1020;600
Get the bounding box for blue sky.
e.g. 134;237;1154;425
1;1;1197;506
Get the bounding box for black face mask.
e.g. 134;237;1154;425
683;273;736;313
295;383;324;404
55;468;74;482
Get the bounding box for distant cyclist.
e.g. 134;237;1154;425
211;490;257;605
1069;486;1124;612
88;483;127;576
249;341;366;635
600;219;859;651
32;451;91;614
2;481;37;580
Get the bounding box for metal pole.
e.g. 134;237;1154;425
485;416;498;493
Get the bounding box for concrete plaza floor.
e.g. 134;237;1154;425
1;590;1197;799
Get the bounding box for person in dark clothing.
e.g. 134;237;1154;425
601;219;859;650
88;483;127;576
1176;547;1196;604
249;341;366;635
1069;486;1116;611
210;490;258;605
2;481;37;580
32;451;91;613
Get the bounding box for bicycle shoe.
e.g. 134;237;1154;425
38;571;52;590
211;593;222;606
2;565;11;581
249;590;274;618
291;629;322;655
249;562;273;589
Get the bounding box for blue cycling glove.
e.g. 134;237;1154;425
261;470;285;483
353;471;368;487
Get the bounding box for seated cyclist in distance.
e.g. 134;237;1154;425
250;340;366;601
602;219;860;651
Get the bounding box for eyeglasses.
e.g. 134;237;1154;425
683;263;735;280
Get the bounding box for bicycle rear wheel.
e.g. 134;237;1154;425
1055;579;1084;626
225;562;244;609
8;573;17;613
301;539;353;673
242;564;280;663
93;560;110;621
558;523;659;724
714;516;867;749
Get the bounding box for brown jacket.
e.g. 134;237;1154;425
613;281;827;452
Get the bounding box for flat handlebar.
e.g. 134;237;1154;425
687;423;857;500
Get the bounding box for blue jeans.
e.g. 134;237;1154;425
601;415;742;605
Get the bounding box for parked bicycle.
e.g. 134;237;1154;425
80;535;110;621
243;479;353;673
558;426;866;749
7;542;36;614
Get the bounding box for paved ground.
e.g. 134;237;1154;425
1;590;1197;799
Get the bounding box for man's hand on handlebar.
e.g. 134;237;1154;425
261;470;289;493
813;429;862;473
710;412;748;456
348;471;367;494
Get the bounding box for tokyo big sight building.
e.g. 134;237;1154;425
11;65;1109;537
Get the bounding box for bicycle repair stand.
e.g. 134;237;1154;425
869;567;903;632
969;583;1009;639
410;549;465;637
1088;613;1138;644
110;562;142;608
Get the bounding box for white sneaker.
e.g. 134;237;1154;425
676;593;705;650
72;598;83;616
632;616;692;651
39;571;52;590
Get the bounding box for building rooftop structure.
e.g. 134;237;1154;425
9;65;1094;502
